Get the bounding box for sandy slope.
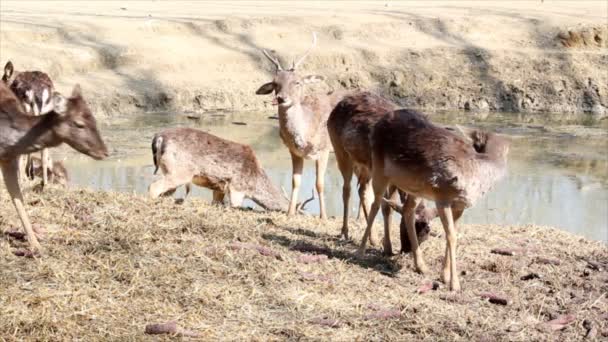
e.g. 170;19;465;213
0;1;606;118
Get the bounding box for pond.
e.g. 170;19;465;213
51;111;608;242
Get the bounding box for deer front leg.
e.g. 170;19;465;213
41;148;49;187
437;203;460;291
443;205;465;284
315;150;329;220
287;152;304;216
359;177;378;246
357;172;389;257
149;174;190;198
404;195;428;274
212;190;225;205
380;186;398;256
1;159;42;253
335;155;353;239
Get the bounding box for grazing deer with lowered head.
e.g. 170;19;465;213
358;109;510;291
3;61;55;186
328;92;436;254
26;155;69;186
256;33;345;219
149;127;288;211
0;82;108;253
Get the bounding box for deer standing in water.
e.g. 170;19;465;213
358;109;510;291
3;61;55;186
0;82;108;253
256;33;344;219
328;92;437;254
149;127;288;211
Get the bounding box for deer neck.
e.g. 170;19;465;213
250;171;289;212
278;102;312;145
1;113;59;159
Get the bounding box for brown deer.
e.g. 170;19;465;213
255;33;344;219
26;155;69;186
3;61;55;186
327;92;436;254
0;82;108;253
149;127;288;211
358;109;510;291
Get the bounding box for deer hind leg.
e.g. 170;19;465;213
1;159;42;253
380;185;398;256
287;152;304;216
442;205;465;285
149;173;191;199
356;171;389;257
315;150;329;220
334;148;354;239
437;202;460;291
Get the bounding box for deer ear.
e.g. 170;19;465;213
52;92;68;115
301;75;325;85
3;61;14;78
382;197;403;213
256;82;275;95
71;84;82;98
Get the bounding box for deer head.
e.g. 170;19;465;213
455;125;510;161
51;85;109;160
255;33;325;108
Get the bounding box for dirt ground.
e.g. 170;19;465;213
0;1;606;119
0;186;606;341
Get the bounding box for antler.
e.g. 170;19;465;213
291;32;317;70
262;49;283;71
280;187;316;214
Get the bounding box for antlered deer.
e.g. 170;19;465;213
328;92;436;254
256;33;344;219
0;82;108;253
3;61;55;186
359;109;509;291
149;127;288;211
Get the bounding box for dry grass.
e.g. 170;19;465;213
0;185;607;341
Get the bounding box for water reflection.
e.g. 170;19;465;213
55;112;607;242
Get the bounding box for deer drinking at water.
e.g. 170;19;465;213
0;82;108;253
358;109;510;291
149;127;288;211
255;32;345;219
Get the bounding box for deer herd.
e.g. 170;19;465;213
0;33;509;291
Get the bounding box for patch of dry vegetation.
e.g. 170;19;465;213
0;186;606;340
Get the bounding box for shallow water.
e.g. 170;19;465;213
52;112;608;242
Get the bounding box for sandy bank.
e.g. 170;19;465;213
0;186;606;340
0;1;606;120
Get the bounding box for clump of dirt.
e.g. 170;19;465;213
0;186;606;340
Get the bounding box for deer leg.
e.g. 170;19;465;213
335;156;353;240
41;148;49;187
149;174;190;198
227;186;245;207
287;153;304;216
1;160;42;253
358;176;378;246
212;190;225;205
183;183;192;201
403;195;427;274
356;173;389;257
315;150;329;220
442;205;465;284
380;185;398;256
437;203;460;291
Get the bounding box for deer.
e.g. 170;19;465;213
327;92;437;254
357;108;510;291
255;32;345;219
25;155;69;186
0;82;109;253
3;61;55;187
148;127;289;211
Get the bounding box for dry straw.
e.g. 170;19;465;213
0;185;606;340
